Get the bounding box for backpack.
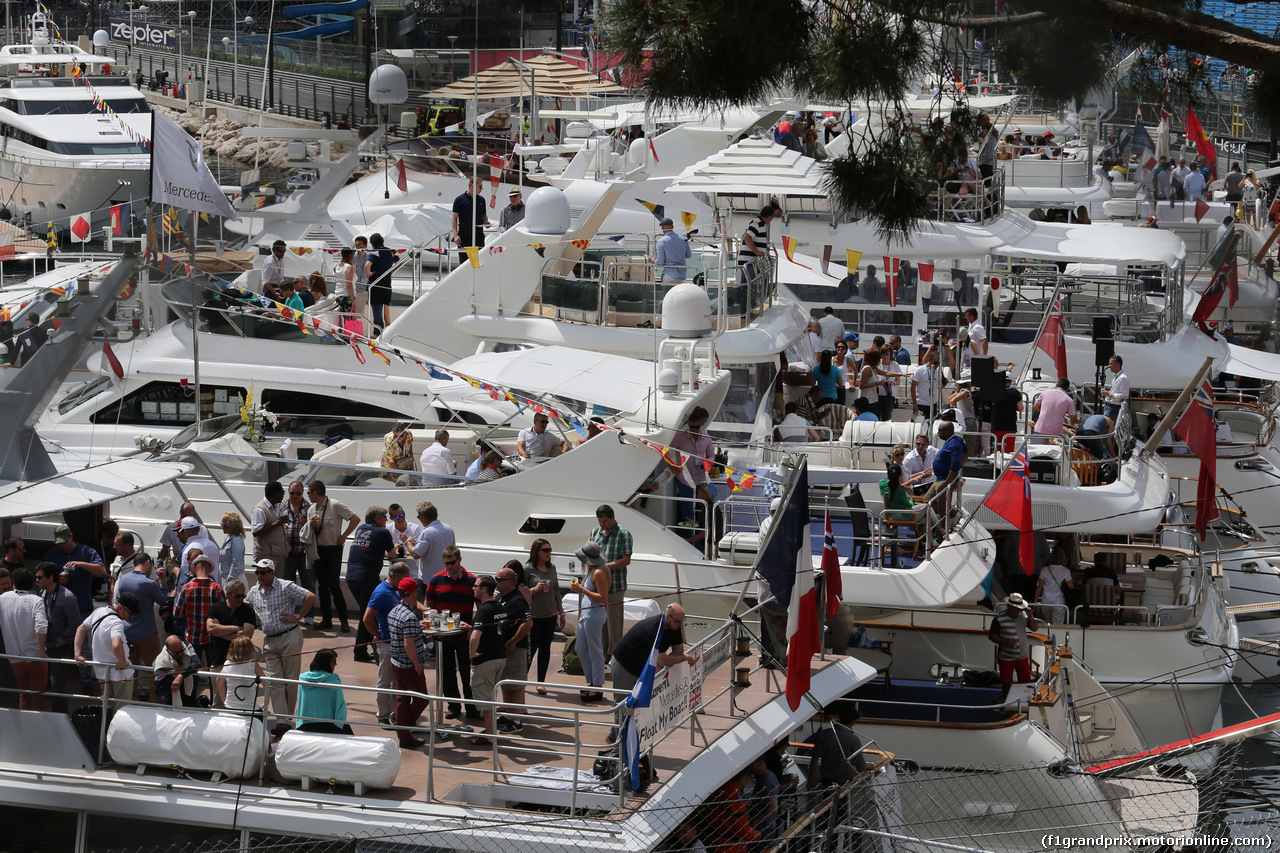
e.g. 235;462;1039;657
561;635;583;675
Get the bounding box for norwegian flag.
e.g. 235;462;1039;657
983;441;1036;576
822;510;842;618
1036;296;1069;380
882;256;900;307
1177;378;1218;541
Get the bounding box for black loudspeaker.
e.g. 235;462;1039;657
970;355;1001;397
1095;336;1115;367
1092;316;1112;343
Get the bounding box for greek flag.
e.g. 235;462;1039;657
619;619;664;791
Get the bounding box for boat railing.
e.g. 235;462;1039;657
998;269;1173;343
997;149;1095;188
926;169;1005;224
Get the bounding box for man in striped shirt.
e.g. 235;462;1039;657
245;558;315;734
388;577;429;748
589;505;633;652
987;593;1038;706
735;207;774;283
425;545;479;720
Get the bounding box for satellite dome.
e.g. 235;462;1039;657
524;186;570;235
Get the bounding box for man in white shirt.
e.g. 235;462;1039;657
1101;354;1129;420
517;413;568;466
1182;168;1206;201
75;594;138;702
777;402;820;442
964;308;988;356
1215;215;1234;246
387;503;423;577
0;567;47;710
910;350;943;421
902;434;938;494
817;306;844;352
260;239;287;301
418;429;456;486
410;501;455;586
176;516;220;587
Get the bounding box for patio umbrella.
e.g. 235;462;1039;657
424;53;628;100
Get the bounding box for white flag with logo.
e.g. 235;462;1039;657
150;110;240;221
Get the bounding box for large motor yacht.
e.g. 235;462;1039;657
0;11;150;229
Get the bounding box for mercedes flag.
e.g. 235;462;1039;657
151;111;239;221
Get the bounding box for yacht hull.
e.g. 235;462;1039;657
0;155;148;227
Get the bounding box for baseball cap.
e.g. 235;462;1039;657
53;524;71;544
253;558;275;571
769;497;782;513
179;516;201;531
397;577;419;594
658;217;674;228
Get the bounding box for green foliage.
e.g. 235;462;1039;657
800;15;927;104
605;0;816;108
996;18;1112;104
1245;70;1280;128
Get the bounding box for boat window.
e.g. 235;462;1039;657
16;97;149;115
259;389;413;426
88;380;244;426
56;374;114;414
0;804;78;852
718;361;779;426
519;517;566;535
48;139;149;155
85;814;239;853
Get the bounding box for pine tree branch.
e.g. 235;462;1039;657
1011;0;1280;74
913;11;1049;28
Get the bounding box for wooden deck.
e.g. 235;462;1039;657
282;623;844;814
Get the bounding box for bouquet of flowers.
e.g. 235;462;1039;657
237;385;278;444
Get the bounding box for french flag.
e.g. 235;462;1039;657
619;614;665;790
785;553;819;711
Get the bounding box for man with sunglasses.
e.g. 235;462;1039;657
609;604;694;695
205;579;256;707
517;413;569;468
425;545;480;721
387;503;421;578
245;558;315;735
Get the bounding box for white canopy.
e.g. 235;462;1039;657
1219;342;1280;382
0;459;192;519
997;220;1187;270
449;346;657;414
667;138;828;198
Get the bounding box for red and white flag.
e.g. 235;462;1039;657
882;255;900;307
983;442;1036;576
1177;378;1218;540
1036;295;1069;380
0;231;13;261
821;509;842;618
918;262;935;285
110;204;126;236
394;158;408;192
785;559;820;711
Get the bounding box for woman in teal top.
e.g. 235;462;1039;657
879;463;922;557
295;648;352;734
813;349;843;405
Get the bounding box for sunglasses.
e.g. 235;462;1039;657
444;560;459;567
254;569;273;575
535;420;549;425
289;491;303;496
393;514;405;520
539;547;552;552
228;593;244;599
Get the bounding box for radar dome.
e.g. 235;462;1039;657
524;187;570;235
368;65;408;104
661;282;713;337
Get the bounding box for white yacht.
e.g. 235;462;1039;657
0;11;149;229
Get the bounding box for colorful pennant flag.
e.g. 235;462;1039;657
636;199;665;220
680;211;696;229
845;249;862;272
528;243;546;258
882;256;900;307
465;246;481;268
395;158;408;192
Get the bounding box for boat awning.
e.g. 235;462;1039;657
449;346;656;414
1003;182;1114;209
1219;342;1280;381
0;459;192;519
423;54;628;100
996;220;1187;269
666;137;828;198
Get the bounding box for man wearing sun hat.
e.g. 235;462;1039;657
498;186;526;232
987;592;1039;705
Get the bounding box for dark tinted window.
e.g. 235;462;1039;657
0;804;77;852
86;813;239;852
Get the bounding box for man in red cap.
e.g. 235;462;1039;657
387;577;429;748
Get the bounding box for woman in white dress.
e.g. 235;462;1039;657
1035;547;1075;624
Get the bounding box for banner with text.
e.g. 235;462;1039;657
109;18;176;49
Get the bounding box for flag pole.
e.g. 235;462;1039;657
1139;356;1214;461
191;211;201;427
1015;278;1062;386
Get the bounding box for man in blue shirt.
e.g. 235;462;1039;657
43;525;106;618
924;421;968;532
363;561;413;728
852;397;879;422
654;218;690;281
450;178;489;263
115;552;169;699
